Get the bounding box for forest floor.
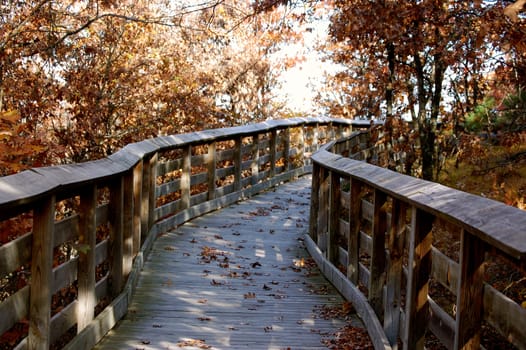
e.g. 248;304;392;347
439;140;526;210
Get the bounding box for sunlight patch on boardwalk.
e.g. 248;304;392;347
94;176;363;350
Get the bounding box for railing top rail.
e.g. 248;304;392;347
312;141;526;261
0;117;352;211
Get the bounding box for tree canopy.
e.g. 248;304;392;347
0;0;303;174
0;0;525;180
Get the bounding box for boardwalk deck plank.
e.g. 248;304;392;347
94;176;363;350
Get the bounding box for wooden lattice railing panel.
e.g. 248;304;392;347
0;117;363;350
309;132;526;350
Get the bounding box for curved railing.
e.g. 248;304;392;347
0;117;368;350
308;132;526;349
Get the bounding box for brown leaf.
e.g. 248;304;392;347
244;292;256;299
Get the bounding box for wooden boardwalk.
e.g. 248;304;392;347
94;176;363;350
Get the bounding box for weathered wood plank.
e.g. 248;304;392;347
311;152;526;260
348;178;363;284
207;141;217;200
454;230;486;349
483;283;526;349
309;163;320;243
404;208;433;350
384;198;407;349
77;184;97;332
0;286;29;336
95;177;365;350
109;178;124;296
0;232;32;277
132;161;143;256
28;195;55;350
328;171;340;264
317;167;329;252
234;136;242;192
369;189;387;318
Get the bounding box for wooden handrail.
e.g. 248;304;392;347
0;117;364;350
308;132;526;350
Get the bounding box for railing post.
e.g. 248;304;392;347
181;145;191;209
133;160;143;255
318;166;330;252
77;185;97;333
328;122;335;141
370;189;387;319
313;123;319;151
28;194;55;350
251;134;259;185
348;178;362;284
404;208;433;350
297;126;305;168
234;136;242;192
109;177;124;296
123;170;134;279
283;127;290;172
336;123;344;139
384;198;407;349
270;129;277;178
454;229;486;350
148;153;158;230
207;141;217;200
328;171;340;264
141;154;156;241
309;162;320;242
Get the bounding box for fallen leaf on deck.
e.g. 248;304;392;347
176;338;211;349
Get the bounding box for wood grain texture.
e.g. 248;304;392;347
28;195;55;350
311;148;526;260
94;177;364;350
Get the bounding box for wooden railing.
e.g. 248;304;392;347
307;131;526;350
0;117;365;350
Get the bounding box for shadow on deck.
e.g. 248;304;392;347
94;176;364;350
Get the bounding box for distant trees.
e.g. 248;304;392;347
1;0;524;179
0;0;292;173
320;0;525;180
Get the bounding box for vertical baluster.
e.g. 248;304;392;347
132;160;143;255
28;195;55;350
181;145;191;209
370;189;387;319
77;185;97;333
404;208;433;350
207;141;217;200
234;136;242;192
251;134;259;184
384;198;407;349
348;178;362;284
454;229;486;350
309;163;320;242
109;177;124;296
328;171;341;264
